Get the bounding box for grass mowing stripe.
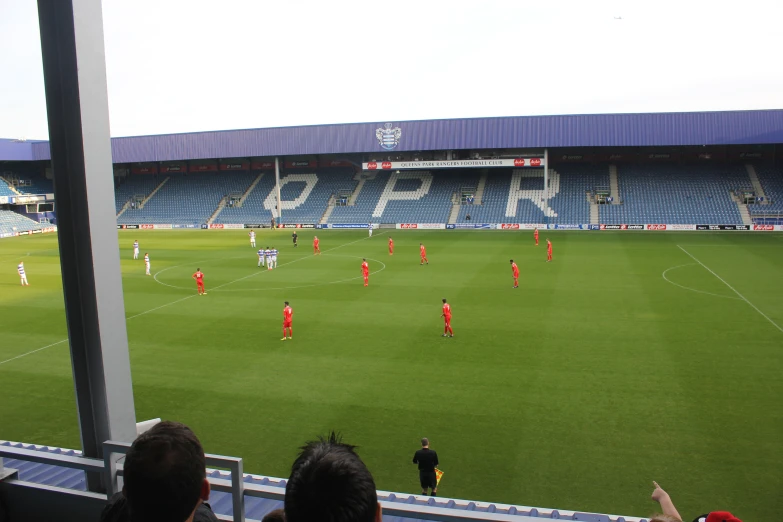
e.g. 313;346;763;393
1;230;781;521
0;234;374;366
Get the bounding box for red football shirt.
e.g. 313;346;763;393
511;262;519;277
283;306;293;322
314;238;319;246
361;261;369;273
547;242;552;252
193;271;204;282
442;303;451;317
420;245;426;255
389;239;394;247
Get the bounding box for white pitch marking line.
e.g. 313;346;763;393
661;263;741;300
0;235;374;366
677;244;783;334
124;294;198;320
0;339;68;366
152;253;312;290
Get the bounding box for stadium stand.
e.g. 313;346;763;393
749;167;783;222
0;440;651;522
114;175;165;214
215;168;358;225
0;178;17;197
0;166;53;194
214;171;277;224
329;171;477;223
455;167;607;224
600;165;747;224
0;210;46;235
118;173;256;225
107;166;772;226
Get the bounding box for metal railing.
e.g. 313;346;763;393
0;443;650;522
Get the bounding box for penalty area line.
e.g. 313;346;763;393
677;244;783;334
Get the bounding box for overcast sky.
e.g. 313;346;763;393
1;0;781;139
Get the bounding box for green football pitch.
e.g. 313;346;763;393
1;230;782;520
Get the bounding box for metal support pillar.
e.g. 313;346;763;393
274;157;283;223
37;0;137;491
543;148;549;191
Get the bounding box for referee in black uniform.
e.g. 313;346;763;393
412;438;439;496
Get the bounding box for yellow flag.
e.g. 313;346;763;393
435;468;444;486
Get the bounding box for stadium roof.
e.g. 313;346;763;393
2;109;782;164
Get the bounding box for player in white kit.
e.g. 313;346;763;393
368;224;373;237
257;248;265;267
133;240;139;259
270;247;279;269
249;231;256;247
18;262;29;286
144;253;151;275
264;247;272;270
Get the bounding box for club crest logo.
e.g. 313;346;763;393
376;123;401;150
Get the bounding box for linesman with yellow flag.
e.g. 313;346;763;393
412;437;440;496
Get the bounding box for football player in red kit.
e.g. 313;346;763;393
388;237;394;255
510;259;520;288
420;243;429;265
313;236;321;255
546;238;553;262
192;268;206;295
441;298;453;337
281;301;293;340
361;258;369;287
534;228;539;246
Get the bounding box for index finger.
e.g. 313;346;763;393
653;481;660;489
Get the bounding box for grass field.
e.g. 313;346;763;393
1;229;782;520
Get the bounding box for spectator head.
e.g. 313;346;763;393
421;438;429;448
262;508;286;522
285;432;381;522
122;421;209;522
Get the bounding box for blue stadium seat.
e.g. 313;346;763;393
216;168;358;225
748;167;783;221
601;165;746;224
118;173;256;225
0;210;46;236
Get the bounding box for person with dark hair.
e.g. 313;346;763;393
262;508;286;522
285;432;381;522
412;438;439;496
101;421;216;522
